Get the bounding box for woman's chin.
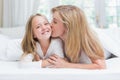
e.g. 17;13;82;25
51;33;58;38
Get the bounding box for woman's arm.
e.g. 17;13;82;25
47;54;106;69
63;59;106;69
41;59;52;68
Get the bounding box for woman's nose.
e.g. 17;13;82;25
50;23;53;28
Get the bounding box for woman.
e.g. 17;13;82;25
48;5;106;69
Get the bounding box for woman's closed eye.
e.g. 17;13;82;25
52;19;57;24
44;22;50;25
53;21;57;24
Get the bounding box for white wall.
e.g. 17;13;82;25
0;0;3;27
2;0;40;28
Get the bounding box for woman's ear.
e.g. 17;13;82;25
65;26;69;33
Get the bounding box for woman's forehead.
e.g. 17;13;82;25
53;12;62;21
53;12;59;18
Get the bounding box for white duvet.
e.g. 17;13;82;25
94;27;120;57
0;27;120;80
0;58;120;80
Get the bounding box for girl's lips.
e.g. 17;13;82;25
41;30;50;35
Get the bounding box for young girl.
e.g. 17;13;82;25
20;13;64;68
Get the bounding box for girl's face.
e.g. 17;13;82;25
51;12;66;38
32;16;51;40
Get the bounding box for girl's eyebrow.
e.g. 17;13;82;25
34;23;41;27
35;20;48;27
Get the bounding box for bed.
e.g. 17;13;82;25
0;58;120;80
0;26;120;80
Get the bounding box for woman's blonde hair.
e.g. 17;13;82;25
21;13;44;59
51;5;104;63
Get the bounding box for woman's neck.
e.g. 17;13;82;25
60;33;67;43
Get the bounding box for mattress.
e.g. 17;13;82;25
0;58;120;80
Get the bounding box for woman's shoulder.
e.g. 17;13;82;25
79;51;92;64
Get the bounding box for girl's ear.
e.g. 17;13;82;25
33;34;37;38
32;30;38;40
33;31;36;38
33;35;38;41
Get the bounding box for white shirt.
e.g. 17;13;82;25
36;38;64;59
79;51;92;64
20;38;64;68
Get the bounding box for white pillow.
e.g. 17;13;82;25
95;28;120;57
0;26;25;39
5;39;23;61
0;34;9;60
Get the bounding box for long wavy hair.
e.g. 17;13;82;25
21;13;44;59
51;5;104;63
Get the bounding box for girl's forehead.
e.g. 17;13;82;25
32;16;47;27
34;16;45;20
32;16;47;23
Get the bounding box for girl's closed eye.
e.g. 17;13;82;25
36;25;41;29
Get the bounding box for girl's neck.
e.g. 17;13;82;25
38;39;50;55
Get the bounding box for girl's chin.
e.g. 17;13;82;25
42;35;51;39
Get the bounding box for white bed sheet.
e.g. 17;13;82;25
0;58;120;80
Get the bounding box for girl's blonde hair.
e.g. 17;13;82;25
51;5;104;63
21;13;45;60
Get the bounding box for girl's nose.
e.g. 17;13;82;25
41;25;46;30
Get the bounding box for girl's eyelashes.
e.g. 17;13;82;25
36;25;41;29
